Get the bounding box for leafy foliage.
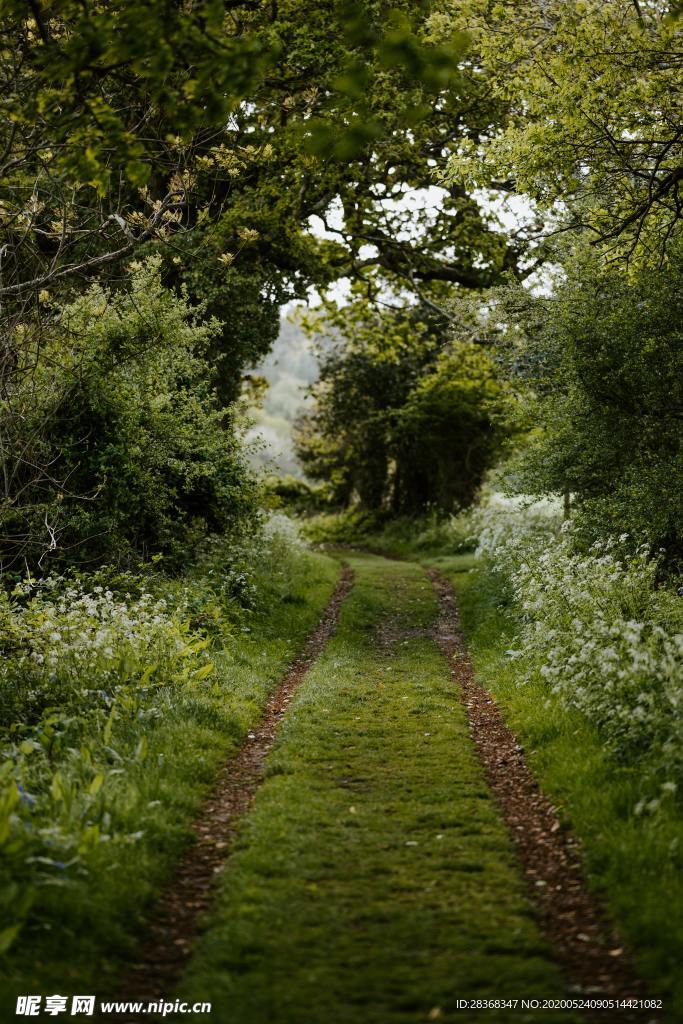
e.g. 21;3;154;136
296;301;514;512
0;570;215;956
475;496;683;800
444;0;683;263
395;344;514;510
0;0;524;321
493;245;683;565
0;258;257;570
0;519;336;966
452;550;683;1011
0;1;534;575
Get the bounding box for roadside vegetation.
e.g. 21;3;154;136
451;552;683;1009
0;522;338;1004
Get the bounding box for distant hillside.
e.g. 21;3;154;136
246;312;321;477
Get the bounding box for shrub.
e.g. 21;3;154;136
476;498;683;801
0;257;257;572
0;570;215;952
496;245;683;568
261;475;332;515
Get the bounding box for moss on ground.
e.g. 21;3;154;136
179;554;577;1023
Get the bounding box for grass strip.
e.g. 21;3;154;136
1;549;339;1008
441;554;683;1020
179;552;578;1024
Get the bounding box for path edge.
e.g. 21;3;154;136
117;564;355;1011
428;567;657;1022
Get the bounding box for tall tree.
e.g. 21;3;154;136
295;299;513;512
442;0;683;264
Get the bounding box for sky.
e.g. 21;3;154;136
300;184;545;309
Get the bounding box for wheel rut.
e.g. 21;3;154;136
428;568;656;1022
119;565;354;1011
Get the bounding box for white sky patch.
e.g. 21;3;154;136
472;188;540;235
298;184;554;308
305;186;451;307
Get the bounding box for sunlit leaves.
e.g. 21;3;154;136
442;0;683;264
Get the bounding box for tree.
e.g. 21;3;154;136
0;1;526;311
443;0;683;264
395;344;513;511
0;0;539;569
492;243;683;564
295;299;513;513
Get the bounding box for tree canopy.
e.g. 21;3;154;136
444;0;683;264
0;0;525;312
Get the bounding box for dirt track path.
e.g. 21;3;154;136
171;554;587;1023
124;552;652;1023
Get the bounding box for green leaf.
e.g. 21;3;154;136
0;923;22;954
50;771;64;803
139;663;158;686
193;662;215;681
88;773;105;797
103;708;116;745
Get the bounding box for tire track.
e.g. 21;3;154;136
428;568;657;1023
119;565;354;1010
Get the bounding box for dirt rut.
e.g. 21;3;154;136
429;569;657;1022
119;565;354;1010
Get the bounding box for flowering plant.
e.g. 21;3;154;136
475;497;683;803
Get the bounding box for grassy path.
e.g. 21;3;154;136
177;553;578;1023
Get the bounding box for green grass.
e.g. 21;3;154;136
303;508;476;559
178;553;578;1023
440;556;683;1019
0;548;339;1010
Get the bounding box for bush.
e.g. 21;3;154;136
0;569;215;953
476;498;683;801
497;245;683;568
261;475;332;515
0;512;318;955
0;257;257;571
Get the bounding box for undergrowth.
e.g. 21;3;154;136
303;507;477;558
474;498;683;799
0;517;339;1004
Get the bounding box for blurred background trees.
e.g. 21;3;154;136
0;0;680;571
295;300;514;513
